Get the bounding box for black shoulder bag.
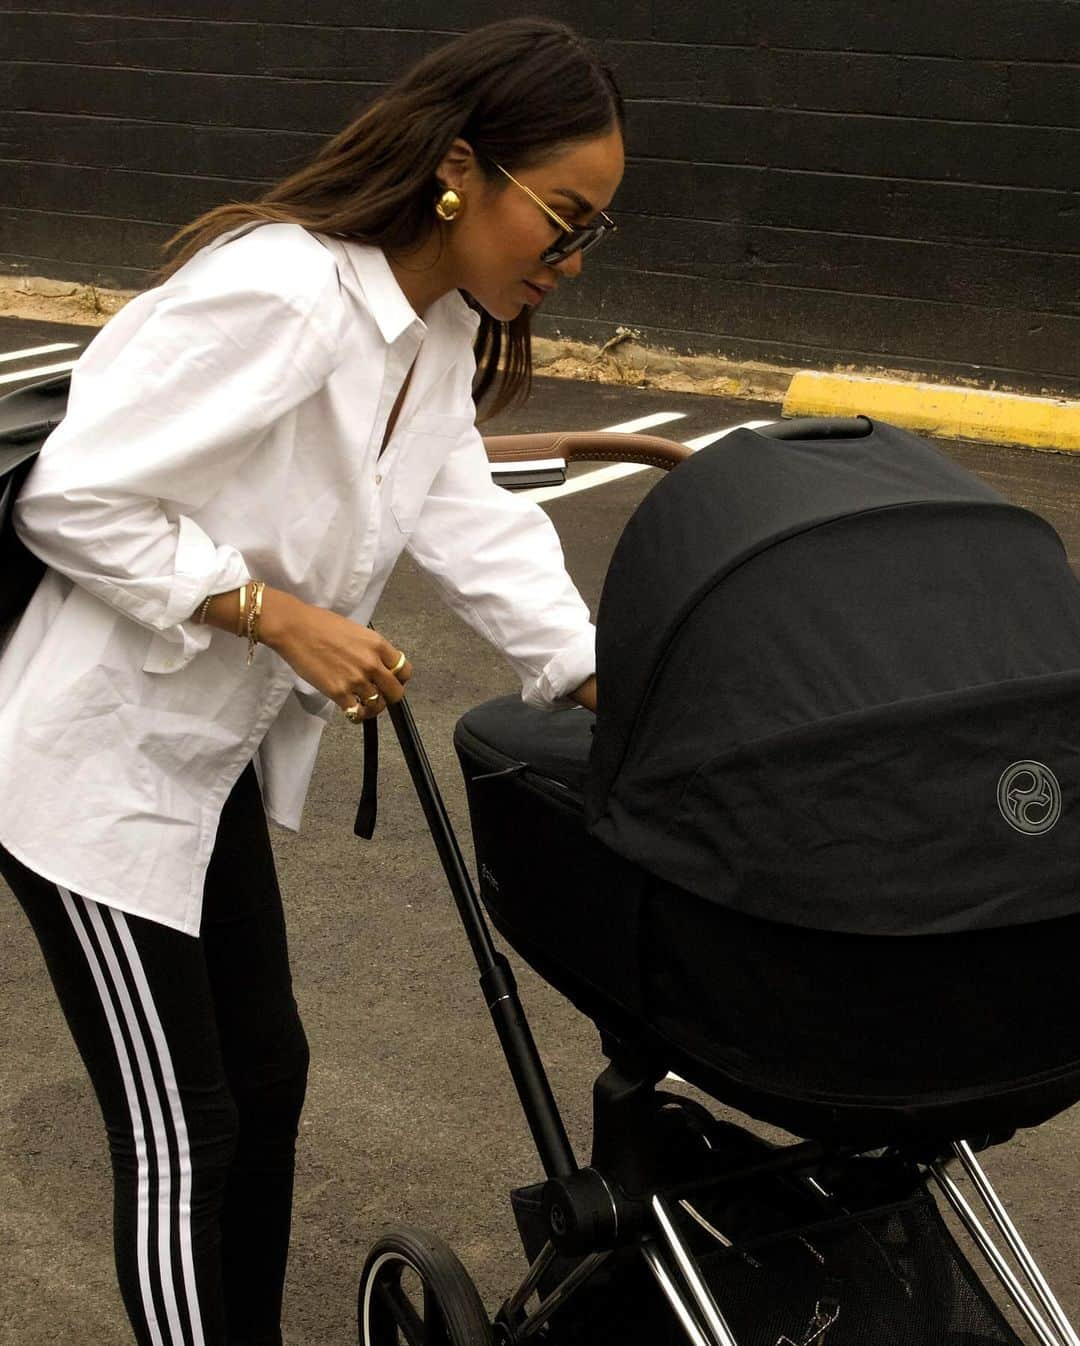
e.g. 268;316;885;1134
0;371;71;642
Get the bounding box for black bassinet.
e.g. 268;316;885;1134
454;417;1080;1147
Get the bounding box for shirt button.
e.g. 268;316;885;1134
375;473;383;485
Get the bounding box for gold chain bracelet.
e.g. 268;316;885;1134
245;581;265;667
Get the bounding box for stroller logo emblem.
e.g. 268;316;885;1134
997;761;1061;835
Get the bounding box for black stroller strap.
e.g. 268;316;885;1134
354;622;387;840
353;715;379;838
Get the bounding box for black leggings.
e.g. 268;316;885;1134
0;765;309;1346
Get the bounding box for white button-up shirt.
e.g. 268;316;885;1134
0;223;594;934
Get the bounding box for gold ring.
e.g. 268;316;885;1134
344;703;363;724
389;651;407;675
362;690;380;703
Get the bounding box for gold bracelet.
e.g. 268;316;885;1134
245;581;265;667
236;582;249;638
194;594;214;625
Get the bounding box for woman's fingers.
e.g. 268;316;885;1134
258;595;415;716
385;648;413;687
342;685;382;723
362;644;411;704
342;644;413;720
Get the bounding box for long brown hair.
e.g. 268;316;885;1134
158;19;624;419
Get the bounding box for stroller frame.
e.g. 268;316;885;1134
931;1144;1078;1346
358;425;1080;1346
384;683;1079;1346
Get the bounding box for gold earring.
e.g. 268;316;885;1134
435;187;464;222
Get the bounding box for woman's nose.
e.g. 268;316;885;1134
554;250;584;280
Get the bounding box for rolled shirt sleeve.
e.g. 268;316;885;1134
14;259;345;670
406;422;596;708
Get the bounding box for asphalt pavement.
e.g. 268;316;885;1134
2;316;1079;1345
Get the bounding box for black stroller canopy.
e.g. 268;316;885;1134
586;418;1080;936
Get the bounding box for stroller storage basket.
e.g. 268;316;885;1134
510;1160;1025;1346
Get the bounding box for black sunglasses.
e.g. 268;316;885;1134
492;161;617;265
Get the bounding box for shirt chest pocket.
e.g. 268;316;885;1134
389;413;471;536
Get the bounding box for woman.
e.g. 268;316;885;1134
0;18;623;1345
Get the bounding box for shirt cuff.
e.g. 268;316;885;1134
142;520;251;674
161;515;250;630
522;625;596;711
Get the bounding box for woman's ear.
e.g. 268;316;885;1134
435;138;477;192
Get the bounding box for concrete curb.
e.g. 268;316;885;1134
525;333;799;402
784;370;1080;454
0;275;133;323
4;279;1077;453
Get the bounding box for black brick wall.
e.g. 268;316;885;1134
2;1;1078;394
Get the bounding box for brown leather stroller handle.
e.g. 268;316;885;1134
483;430;691;472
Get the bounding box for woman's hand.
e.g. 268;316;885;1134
199;586;412;718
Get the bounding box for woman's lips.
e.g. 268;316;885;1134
523;281;551;303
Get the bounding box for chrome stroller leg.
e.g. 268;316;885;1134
930;1142;1079;1346
953;1140;1080;1346
642;1242;716;1346
500;1241;557;1320
520;1252;610;1340
647;1194;741;1346
498;1243;610;1343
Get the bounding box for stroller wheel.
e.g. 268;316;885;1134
358;1224;491;1346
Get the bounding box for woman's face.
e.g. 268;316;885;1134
445;128;625;321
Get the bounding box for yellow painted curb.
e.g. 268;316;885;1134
783;371;1080;452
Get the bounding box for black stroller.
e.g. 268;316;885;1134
357;416;1080;1346
3;382;1078;1345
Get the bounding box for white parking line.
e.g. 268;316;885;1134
522;460;651;503
520;412;686;503
0;342;79;365
521;414;780;503
600;411;688;435
683;420;776;450
0;359;78;387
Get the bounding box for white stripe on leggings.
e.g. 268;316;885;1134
58;888;166;1346
110;908;205;1346
80;900;188;1345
